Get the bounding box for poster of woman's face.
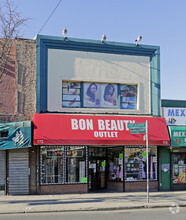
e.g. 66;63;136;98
101;84;118;108
83;83;101;107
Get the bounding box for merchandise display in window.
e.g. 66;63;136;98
41;147;64;184
108;147;123;182
66;146;86;183
142;147;157;180
125;148;140;181
125;146;157;181
172;154;186;184
40;146;87;185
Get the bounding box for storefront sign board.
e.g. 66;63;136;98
168;126;186;146
33;114;170;146
162;107;186;125
0;121;32;150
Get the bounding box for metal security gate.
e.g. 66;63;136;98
0;150;6;195
8;148;29;195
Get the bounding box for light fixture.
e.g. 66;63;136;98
135;35;142;45
62;28;67;40
101;34;106;43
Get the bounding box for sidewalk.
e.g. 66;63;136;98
0;191;186;214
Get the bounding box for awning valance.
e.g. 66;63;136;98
168;126;186;146
33;114;170;146
0;121;32;150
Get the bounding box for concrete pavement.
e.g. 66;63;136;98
0;191;186;214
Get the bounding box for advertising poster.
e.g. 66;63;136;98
83;83;101;108
101;84;118;109
120;85;137;109
62;82;81;108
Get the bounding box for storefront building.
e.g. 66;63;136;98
33;35;170;194
162;100;186;191
33;114;169;193
0;121;32;195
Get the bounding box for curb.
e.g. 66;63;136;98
0;204;186;215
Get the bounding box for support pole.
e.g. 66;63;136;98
146;120;149;203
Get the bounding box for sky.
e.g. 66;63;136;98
4;0;186;100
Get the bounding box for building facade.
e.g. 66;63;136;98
32;35;170;194
161;99;186;191
0;38;36;195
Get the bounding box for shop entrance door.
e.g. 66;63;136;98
89;148;106;191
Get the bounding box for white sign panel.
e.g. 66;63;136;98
162;107;186;125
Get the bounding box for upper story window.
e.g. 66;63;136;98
62;81;137;110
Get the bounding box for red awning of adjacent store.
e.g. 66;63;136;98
33;114;170;146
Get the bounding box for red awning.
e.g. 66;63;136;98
33;114;170;146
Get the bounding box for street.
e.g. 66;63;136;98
0;207;186;220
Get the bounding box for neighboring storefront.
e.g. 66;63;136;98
161;99;186;191
0;121;32;195
168;126;186;190
33;114;170;193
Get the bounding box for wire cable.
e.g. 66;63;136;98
38;0;63;35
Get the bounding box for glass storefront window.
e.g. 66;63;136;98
125;148;140;181
141;146;157;180
172;154;186;184
66;146;87;183
40;146;64;184
108;147;123;182
40;146;87;185
125;146;157;182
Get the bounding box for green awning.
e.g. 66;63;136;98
168;126;186;146
0;121;32;150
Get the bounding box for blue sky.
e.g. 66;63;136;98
9;0;186;100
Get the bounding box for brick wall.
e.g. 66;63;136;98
0;38;36;123
40;184;88;194
15;38;36;121
125;181;158;192
107;182;123;192
0;40;16;119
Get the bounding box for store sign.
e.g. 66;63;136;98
0;121;32;150
33;114;170;146
162;107;186;125
168;126;186;146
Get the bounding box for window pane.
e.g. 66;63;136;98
83;83;101;108
108;147;123;182
125;147;140;181
120;85;137;109
62;81;138;110
172;154;186;184
62;101;81;108
101;84;118;108
62;81;81;108
66;146;87;183
40;146;64;184
142;146;157;180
